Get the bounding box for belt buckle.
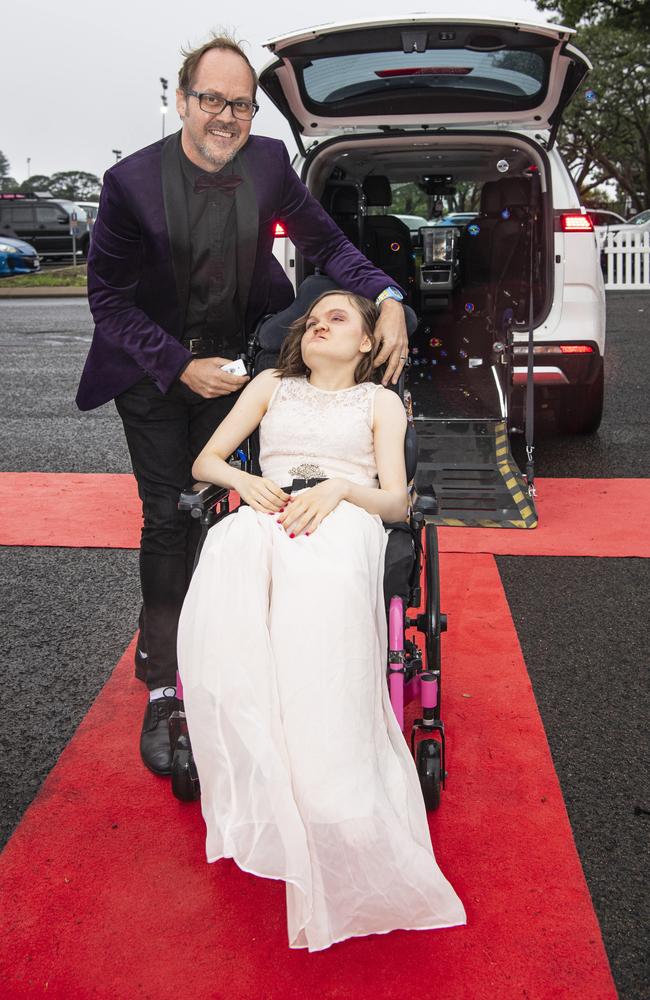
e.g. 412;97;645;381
189;338;204;355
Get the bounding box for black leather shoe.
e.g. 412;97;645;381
140;691;176;775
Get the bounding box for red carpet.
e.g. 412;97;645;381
0;554;617;999
438;478;650;557
2;472;647;556
0;472;141;549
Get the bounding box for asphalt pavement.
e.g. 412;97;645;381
1;292;648;999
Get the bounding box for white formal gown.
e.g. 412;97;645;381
177;375;466;952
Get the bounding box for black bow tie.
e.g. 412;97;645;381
193;173;242;195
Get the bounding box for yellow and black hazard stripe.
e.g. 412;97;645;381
493;421;538;529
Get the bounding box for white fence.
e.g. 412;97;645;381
600;229;650;290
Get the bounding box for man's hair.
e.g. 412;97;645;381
178;31;258;98
275;291;383;384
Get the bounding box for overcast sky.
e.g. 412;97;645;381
3;0;550;183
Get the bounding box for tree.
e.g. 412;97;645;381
391;183;429;217
47;171;101;200
534;0;650;31
0;150;18;192
449;182;481;213
19;174;52;194
557;23;650;211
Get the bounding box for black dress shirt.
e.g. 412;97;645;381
178;145;242;357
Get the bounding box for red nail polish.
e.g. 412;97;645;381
305;532;310;536
289;533;295;538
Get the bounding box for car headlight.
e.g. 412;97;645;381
0;244;19;254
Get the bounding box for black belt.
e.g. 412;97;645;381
281;477;328;493
186;337;220;356
186;336;239;357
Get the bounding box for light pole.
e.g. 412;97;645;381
26;157;31;179
112;149;122;164
160;77;168;139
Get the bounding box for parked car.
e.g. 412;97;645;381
598;207;650;255
0;235;40;276
265;14;605;433
587;209;626;228
435;212;479;227
596;207;650;237
76;201;100;222
625;209;650;228
394;213;431;233
0;194;89;261
588;209;628;251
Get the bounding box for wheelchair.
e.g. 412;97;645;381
170;276;448;810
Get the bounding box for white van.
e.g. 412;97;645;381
261;15;605;435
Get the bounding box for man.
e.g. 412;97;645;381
76;32;408;777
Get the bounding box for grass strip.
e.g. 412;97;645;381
0;266;87;288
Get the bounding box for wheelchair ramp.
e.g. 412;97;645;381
413;419;538;529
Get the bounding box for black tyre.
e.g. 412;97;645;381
557;364;604;434
171;738;201;802
416;739;442;811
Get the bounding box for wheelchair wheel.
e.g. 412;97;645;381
171;736;201;802
416;738;442;811
425;523;443;673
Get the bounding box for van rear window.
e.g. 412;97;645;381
303;49;546;106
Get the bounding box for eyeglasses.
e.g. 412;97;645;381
185;90;259;120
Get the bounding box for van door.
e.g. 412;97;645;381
259;16;591;146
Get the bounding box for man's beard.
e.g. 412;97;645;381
196;132;241;171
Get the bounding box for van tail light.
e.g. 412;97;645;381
560;211;594;233
273;221;287;237
559;344;594;354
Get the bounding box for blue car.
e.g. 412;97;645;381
0;235;40;276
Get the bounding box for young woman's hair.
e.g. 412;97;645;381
275;290;382;383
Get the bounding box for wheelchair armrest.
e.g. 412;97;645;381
178;481;230;516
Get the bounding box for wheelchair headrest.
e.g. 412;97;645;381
363;175;392;207
257;274;417;351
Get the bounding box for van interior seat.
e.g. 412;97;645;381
322;183;362;247
459;180;503;293
361;175;414;302
459;176;540;321
490;176;541;317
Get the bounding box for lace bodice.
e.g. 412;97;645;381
258;375;384;488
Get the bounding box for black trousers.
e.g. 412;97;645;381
115;376;238;689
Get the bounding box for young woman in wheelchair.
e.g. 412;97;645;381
176;289;466;953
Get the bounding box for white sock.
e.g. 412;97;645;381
149;685;176;701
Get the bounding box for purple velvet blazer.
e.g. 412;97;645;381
76;131;399;411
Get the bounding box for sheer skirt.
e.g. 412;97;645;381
177;501;466;951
